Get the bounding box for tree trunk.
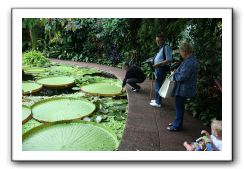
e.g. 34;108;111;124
29;27;38;50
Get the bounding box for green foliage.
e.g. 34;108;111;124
36;76;75;88
22;62;127;143
23;50;49;67
22;18;222;126
22;19;43;50
184;19;222;125
31;97;96;122
22;81;43;95
81;83;122;96
23;121;119;151
22;119;42;134
141;62;152;78
89;97;128;140
22;105;32;124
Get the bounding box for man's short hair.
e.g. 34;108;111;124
156;33;166;40
123;62;130;68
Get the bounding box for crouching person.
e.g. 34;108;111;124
121;62;146;93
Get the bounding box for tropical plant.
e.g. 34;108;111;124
184;19;222;125
22;18;222;126
22;18;44;50
22;50;49;67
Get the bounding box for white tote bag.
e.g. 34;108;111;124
159;74;175;98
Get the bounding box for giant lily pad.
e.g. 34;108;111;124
31;97;96;122
22;105;32;124
22;82;43;95
24;67;46;75
22;121;119;151
81;83;122;96
36;76;75;88
49;65;99;76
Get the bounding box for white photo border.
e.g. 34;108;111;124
12;8;232;161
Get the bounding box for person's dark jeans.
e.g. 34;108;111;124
126;78;144;90
154;68;166;105
172;95;187;129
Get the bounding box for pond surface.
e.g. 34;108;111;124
22;62;128;150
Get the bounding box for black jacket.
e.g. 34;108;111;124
122;65;146;87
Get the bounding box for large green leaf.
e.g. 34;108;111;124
22;82;43;95
31;97;96;122
81;83;122;96
36;76;75;88
22;105;32;124
49;65;99;77
22;121;119;151
24;67;47;75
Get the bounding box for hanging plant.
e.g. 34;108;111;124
31;97;96;122
22;121;119;151
81;83;122;96
36;76;75;88
22;82;43;95
22;105;32;124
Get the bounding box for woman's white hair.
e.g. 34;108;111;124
179;42;194;54
211;119;222;138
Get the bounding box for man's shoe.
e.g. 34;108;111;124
150;102;161;107
150;100;156;103
166;126;181;132
132;88;140;92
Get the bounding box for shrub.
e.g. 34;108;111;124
23;50;49;67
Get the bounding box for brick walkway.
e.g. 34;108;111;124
50;58;210;151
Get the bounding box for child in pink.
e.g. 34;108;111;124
183;120;222;151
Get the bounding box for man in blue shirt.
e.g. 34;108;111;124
150;33;172;107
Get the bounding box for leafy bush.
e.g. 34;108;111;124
184;19;222;125
23;50;49;67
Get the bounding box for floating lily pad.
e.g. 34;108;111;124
50;65;99;76
22;105;32;124
22;82;43;95
22;65;30;70
24;67;46;75
22;121;119;151
81;83;122;96
31;97;96;122
36;76;75;88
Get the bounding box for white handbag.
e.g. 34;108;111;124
158;73;175;98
